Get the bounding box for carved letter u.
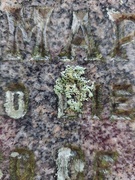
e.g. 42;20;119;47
4;91;27;119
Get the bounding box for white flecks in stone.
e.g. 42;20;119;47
4;91;27;119
106;8;120;22
72;11;88;36
119;0;124;5
10;152;19;158
56;147;85;180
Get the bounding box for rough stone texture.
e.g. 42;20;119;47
0;0;135;179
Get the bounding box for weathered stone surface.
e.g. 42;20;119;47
0;0;135;179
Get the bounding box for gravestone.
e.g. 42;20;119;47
0;0;135;179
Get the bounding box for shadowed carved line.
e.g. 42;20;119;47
112;13;135;22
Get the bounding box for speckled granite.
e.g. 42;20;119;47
0;0;135;179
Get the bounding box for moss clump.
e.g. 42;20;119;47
10;148;35;180
93;151;118;180
54;65;94;118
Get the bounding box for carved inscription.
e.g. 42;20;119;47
112;14;135;59
71;10;89;61
0;3;103;61
93;151;118;179
2;3;53;60
71;10;101;61
0;151;3;179
10;149;35;180
32;7;53;59
56;146;85;180
111;84;135;120
92;84;103;118
4;83;28;119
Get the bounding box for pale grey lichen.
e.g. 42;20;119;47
56;147;73;180
56;147;85;180
54;65;94;118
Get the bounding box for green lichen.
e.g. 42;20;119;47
10;148;35;180
67;145;85;180
54;65;94;118
4;83;29;119
93;151;118;180
88;36;103;61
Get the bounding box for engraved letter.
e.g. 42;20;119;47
1;1;53;60
111;84;135;120
56;146;85;180
111;13;135;59
71;10;102;61
93;151;118;179
71;10;90;61
4;83;28;119
10;148;35;180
